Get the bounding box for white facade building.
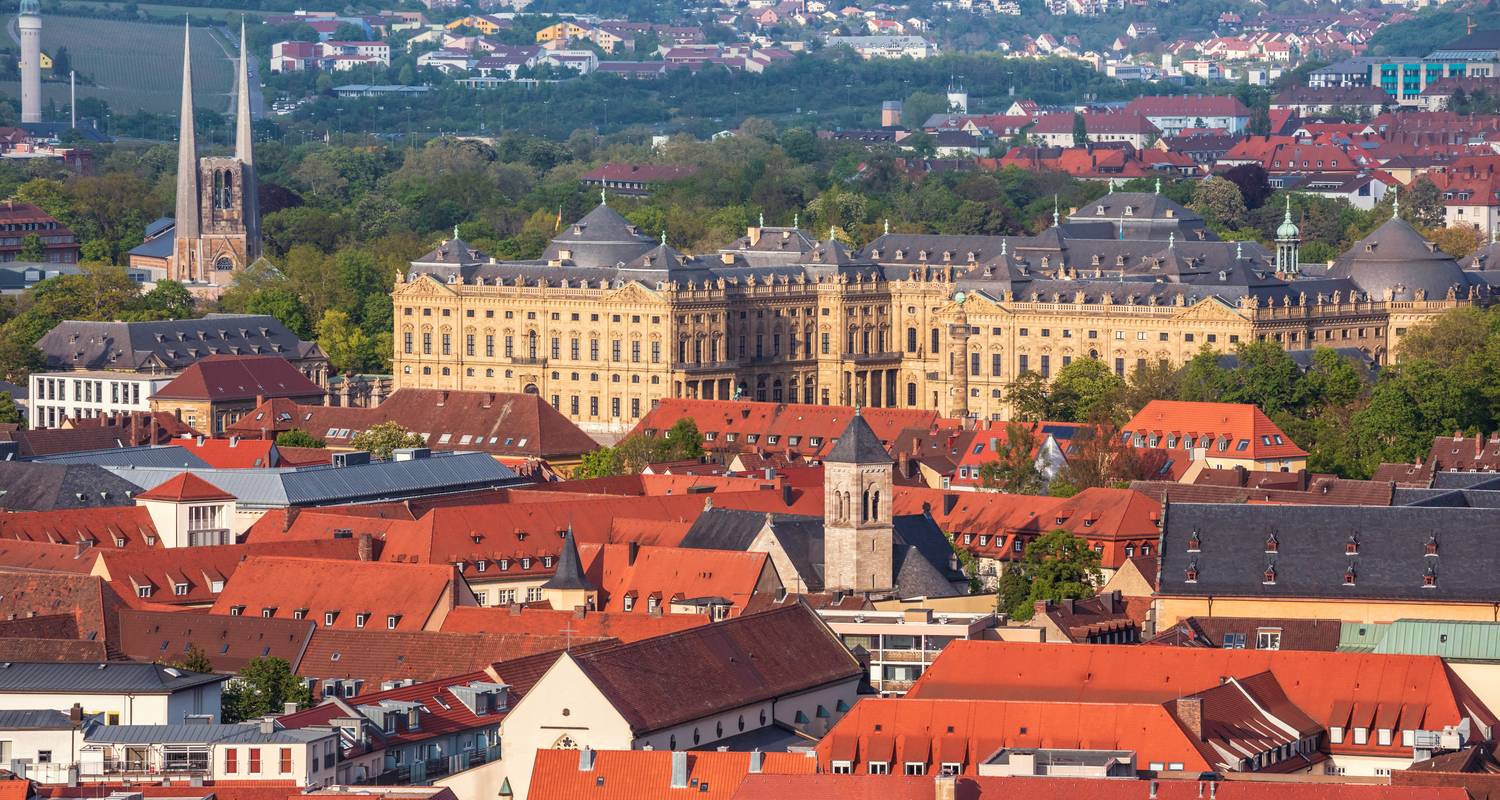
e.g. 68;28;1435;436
28;370;173;429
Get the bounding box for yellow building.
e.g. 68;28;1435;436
446;14;506;34
535;21;593;43
391;193;1491;434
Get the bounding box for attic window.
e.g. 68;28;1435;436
1264;533;1278;554
521;557;532;569
1124;206;1135;216
325;611;338;626
356;613;370;628
1184;562;1199;583
543;556;555;568
1425;537;1439;556
1262;565;1276;585
1343;566;1357;586
1187;530;1201;552
387;615;401;629
1423;567;1437;588
499;559;510;570
230;605;244;616
1346;535;1359;555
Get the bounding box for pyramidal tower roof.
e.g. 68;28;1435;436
540;527;595;591
826;408;890;464
174;20;200;241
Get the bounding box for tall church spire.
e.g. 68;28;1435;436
235;18;259;258
235;19;253;166
174;20;200;243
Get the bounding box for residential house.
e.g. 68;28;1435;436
497;603;862;800
33;315;328;385
0;201;80;264
0;662;226;726
207;556;477;632
1120;400;1309;475
818;606;1000;694
149;355;326;435
528;749;817;800
27;371;174;430
578;164;700;196
1029;112;1159;149
1123;95;1251;135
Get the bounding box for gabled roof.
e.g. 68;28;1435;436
815;696;1211;775
208;556;459;631
151;355;325;403
0;661;226;693
567;603;861;735
299;628;599;690
115;609;316;674
95;539;364;607
135;471;235;502
0;506;158;548
579;542;773;615
35;314;321;373
731;773;1471;799
1123;400;1307;460
440;605;706;642
225;389;599;460
907;641;1498;757
529;749;817;800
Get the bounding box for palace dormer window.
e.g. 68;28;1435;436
1187;530;1201;552
1185;562;1199;583
1425;537;1439;556
1264;533;1278;554
1423;567;1437;588
1346;535;1359;555
1263;565;1277;585
1344;565;1357;586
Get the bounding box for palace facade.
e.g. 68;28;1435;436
392;191;1497;433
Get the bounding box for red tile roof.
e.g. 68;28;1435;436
208;556;462;631
530;749;817;800
152;355;325;402
0;539;102;572
95;540;365;606
579;543;774;616
1123;400;1307;461
116;609;316;673
225;390;599;460
730;775;1469;799
0;568;130;656
569;604;861;735
1125;95;1251;118
136;472;236;502
908;642;1498;760
440;605;706;641
816;697;1212;775
630;399;938;461
169;438;282;469
298;628;600;691
0;506;159;548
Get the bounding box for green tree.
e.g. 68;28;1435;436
0;392;23;427
662;417;704;460
573;445;623;478
998;528;1103;621
315;309;380;374
977;422;1044;495
136;281;196;320
221;657;312;723
18;234;45;262
169;644;214;674
1048;358;1125;423
1007;371;1051;422
1192;175;1249;230
276;429;326;448
1071;112;1090;147
349;421;426;460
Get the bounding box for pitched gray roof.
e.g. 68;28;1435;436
32;446;213;469
36;314;324;373
0;662;227;693
0;462;141;511
540;528;594;591
0;709;75;729
86;723;330;744
103;451;521;509
825;412;889;464
1161;502;1500;602
1329;217;1469;301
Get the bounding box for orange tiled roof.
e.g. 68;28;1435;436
0;506;159;548
440;605;706;641
908;641;1497;759
1123;400;1307;461
136;472;236;502
816;696;1211;775
730;775;1470;799
529;743;817;800
95;540;365;606
208;556;460;631
579;543;773;616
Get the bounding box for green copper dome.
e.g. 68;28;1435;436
1276;197;1299;241
19;0;40;16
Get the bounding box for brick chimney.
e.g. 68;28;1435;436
935;775;957;800
357;532;374;562
1176;697;1204;741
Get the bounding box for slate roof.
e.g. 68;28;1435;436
1328;216;1471;301
538;528;594;591
680;508;963;596
35;314;323;373
0;709;74;729
1160;502;1500;602
86;723;329;745
568;603;861;735
103;451;521;509
539;203;659;268
825;411;890;463
0;462;143;511
0;661;226;693
152;355;325;403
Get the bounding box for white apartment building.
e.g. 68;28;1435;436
820;607;1000;694
28;370;173;429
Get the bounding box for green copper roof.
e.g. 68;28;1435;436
1339;619;1500;662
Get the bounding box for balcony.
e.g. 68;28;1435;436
873;648;943;663
373;746;497;785
509;356;547;366
680;360;738;373
849;351;902;365
878;679;916;693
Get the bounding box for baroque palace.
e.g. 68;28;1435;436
392;190;1498;433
